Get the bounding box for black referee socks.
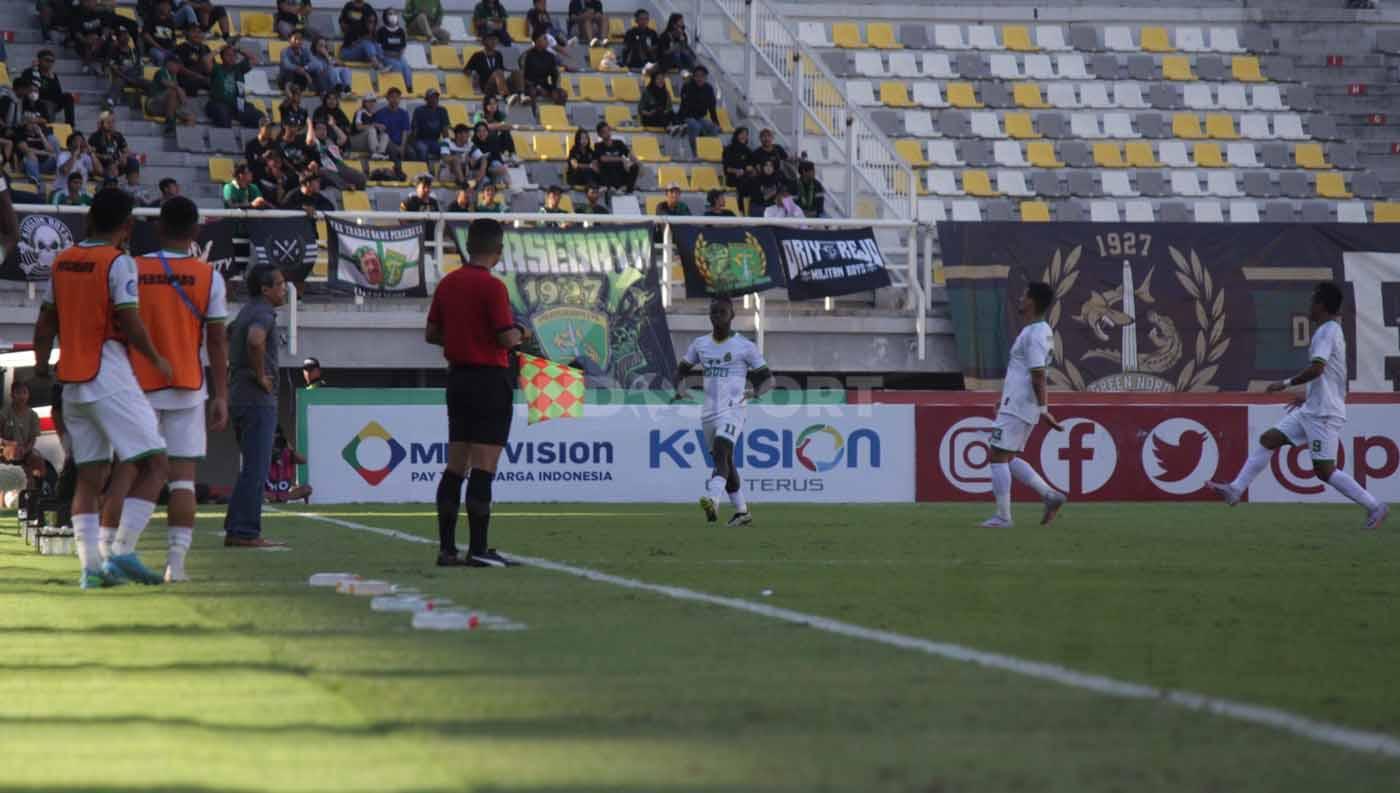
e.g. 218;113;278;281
436;470;465;555
465;469;495;555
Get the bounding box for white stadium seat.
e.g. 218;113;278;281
1274;114;1307;140
1251;85;1285;111
1104;26;1136;52
904;110;937;137
1071;112;1104;138
971;112;1004;138
1240;114;1275;140
1228;199;1261;222
1102;171;1139;197
1226;142;1261;168
1024;54;1056;80
1057;54;1091;80
967;25;1000;50
799;22;833;48
922;53;956;78
1207;171;1243;197
917;198;947;223
928;140;964;166
935;24;969;50
1047;83;1080;108
853;52;887;77
1090;200;1121;222
1103;112;1140;138
1172;170;1206;196
1338;201;1369;223
1125;200;1156;221
848;81;879;106
611;195;641;215
1177;27;1207;53
996;170;1034;196
927;170;964;195
244;69;275;96
951;200;983;221
990;54;1021;80
994;140;1027;167
1194;200;1225;222
1036;25;1071;51
404;43;431;70
1184;84;1216;110
913;82;947;108
1160;141;1192;167
1209;27;1244;53
890;52;921;79
1217;84;1249;111
1112;82;1150;109
1079;82;1112;108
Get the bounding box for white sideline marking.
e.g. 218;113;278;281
287;510;1400;760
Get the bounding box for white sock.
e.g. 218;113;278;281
112;498;156;556
1229;445;1273;493
707;475;726;502
74;513;101;572
99;526;117;560
167;526;193;572
1326;470;1381;511
1009;457;1054;498
729;488;748;514
990;462;1012;521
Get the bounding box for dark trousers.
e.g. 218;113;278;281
600;163;639;192
207;100;265;128
42;95;76;126
224;403;277;539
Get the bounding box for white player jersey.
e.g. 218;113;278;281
998;320;1054;423
1303;319;1347;420
683;332;767;421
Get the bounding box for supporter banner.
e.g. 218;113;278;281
450;221;654;274
672;225;783;298
299;389;914;504
247;217;319;283
773;226;892;300
130;218;238;276
939;223;1400;393
0;212;84;281
326;218;427;296
502;268;677;389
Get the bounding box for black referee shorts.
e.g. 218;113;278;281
446;365;515;446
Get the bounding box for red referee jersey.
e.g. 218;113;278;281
428;264;514;368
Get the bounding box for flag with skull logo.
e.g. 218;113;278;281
0;213;83;281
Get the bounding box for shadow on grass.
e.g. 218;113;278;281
0;788;778;793
0;660;487;679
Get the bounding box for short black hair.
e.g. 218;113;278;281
1026;281;1055;313
706;189;724;205
67;172;83;184
89;188;136;234
233;163;250;178
159;196;200;241
247;265;281;297
546;185;563;195
693;65;708;76
466;218;505;257
1313;281;1344;314
159;177;178;192
596;121;609;134
798;160;815;175
634;8;648;19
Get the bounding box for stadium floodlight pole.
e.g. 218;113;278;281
744;0;756;102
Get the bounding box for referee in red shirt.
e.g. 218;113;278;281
426;218;524;567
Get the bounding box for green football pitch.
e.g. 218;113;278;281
3;501;1400;792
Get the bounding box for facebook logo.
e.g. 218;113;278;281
1038;418;1118;496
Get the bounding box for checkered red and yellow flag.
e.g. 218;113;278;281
518;353;586;425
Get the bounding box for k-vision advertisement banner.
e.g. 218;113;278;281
938;223;1400;393
326;218;427;296
0;212;85;281
130;218;237;276
672;225;784;298
450;221;653;274
501;268;677;389
247;217;319;283
774;226;892;300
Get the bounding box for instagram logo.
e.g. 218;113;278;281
939;417;997;494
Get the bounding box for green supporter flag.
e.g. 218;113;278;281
518;353;586;425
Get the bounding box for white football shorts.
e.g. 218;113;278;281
157;404;207;460
64;389;166;465
1275;411;1344;462
702;409;747;448
990;412;1034;454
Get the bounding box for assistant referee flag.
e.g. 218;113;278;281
518;353;585;425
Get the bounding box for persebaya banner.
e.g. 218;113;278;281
327;218;427;297
500;268;677;389
773;226;892;300
672;225;783;298
131;218;237;276
938;223;1400;393
450;222;653;273
0;212;84;281
248;217;319;282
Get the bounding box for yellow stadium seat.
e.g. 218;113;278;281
0;63;9;87
633;135;669;162
589;47;611;71
1295;143;1330;169
962;170;1000;197
1126;141;1162;167
605;105;638;130
556;194;576;213
1027;141;1063;168
1013;83;1049;109
1140;26;1173;53
461;45;482;63
431;45;462;70
608;16;625;40
208;158;235;184
1233;56;1265;83
578;75;610;102
1193;143;1226;167
1316;172;1351;199
537;104;570;131
1093;143;1126;168
1162;55;1196;81
894;170;924;197
947;83;982;109
895;139;930;167
1004;113;1040;139
645;195;667;214
268;41;288;62
350;71;374;97
1374;203;1400;222
378;72;408;96
880;81;916;108
1020;201;1051;221
1205;113;1238;140
657;165;690;191
507;16;528;43
690;166;723;192
444;74;478;100
1172;113;1205;139
717;107;735;133
343;191;371;212
696;137;724;162
241;12;275;38
833;22;863;48
868;22;901;49
1003;26;1037;52
611;76;641;103
115;6;137;21
49;123;73;146
414;74;442;99
532;134;569;161
445;103;470;126
511;131;532;155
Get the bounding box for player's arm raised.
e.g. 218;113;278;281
1030;367;1062;432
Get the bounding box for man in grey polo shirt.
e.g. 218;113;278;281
223;266;287;547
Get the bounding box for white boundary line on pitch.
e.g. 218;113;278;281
286;509;1400;760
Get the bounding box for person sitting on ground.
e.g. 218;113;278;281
411;88;451;162
338;0;386;69
639;69;675;129
568;0;605;46
208;44;265;128
401;173;441;211
658;14;695;73
224;163;271;208
142;0;180;66
464;32;511;100
370;86;411;161
447;188;473;212
404;0;449;43
581;183;609;214
1;381;45;492
704;189;734;216
794;160;825;218
275;0;314;40
677;66;720;155
472;0;512;45
621;9;659;70
174;24;215;95
594;121;639;193
517;33;567;106
526;0;570;56
50;172;92;206
376;9;414;93
265;427;313;504
474;181;506;212
566;127;597;189
654;182;691;216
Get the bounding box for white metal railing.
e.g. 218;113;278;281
8;205;928;360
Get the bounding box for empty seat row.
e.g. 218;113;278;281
922;199;1390;225
896;139;1357;171
842;51;1275;83
805;22;1257;54
891;109;1328;142
918;168;1371;200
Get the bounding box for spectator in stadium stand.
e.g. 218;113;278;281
377;10;415;94
621;9;659;70
722;126;754;212
475;181;506;212
594;122;640;194
305;118;367;191
581;184;610;214
439;124;476;187
72;0;109;76
15;113;59;195
246;120;279;169
371;86;412;162
704;189;734;216
20;50;77;126
473;0;512;45
173;0;234;40
339;0;387;71
276;0;315;40
120;163;157;206
50;172;92;207
224;265;288;548
351;94;391;160
284;171;336;213
173;24;215;95
677;66;720;156
639;69;676;130
526;0;570;56
750;158;785;216
279;31;322;92
257;151;298;206
158;177;182;203
143;1;180;66
57;132;96;184
313;92;352;141
100;27;147;110
473;94;519;162
465;33;511;101
518;32;568;106
750;128;790;180
224;164;271;209
764;182;805;219
311;37;355;94
302;358;327;389
541;185;569;215
280;83;311;131
278;122;313;171
568;0;606;47
658;14;696;73
566;127;598;189
11;77;48;120
411;89;451;162
794;160;825;218
90;112;139;180
447;188;473;212
405;0;449;43
208;44;266;128
401;173;442;212
469;120;512;187
654;183;691;217
1;381;46;492
147;54;195;134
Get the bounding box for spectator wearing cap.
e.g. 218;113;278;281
581;184;609;214
464;33;510;99
655;183;691;216
370;87;411;162
283;171;336;213
377;9;414;93
224;164;271;209
404;0;449;43
20;50;76;126
704;189;734;216
401;174;441;212
351;94;390;159
50;172;92;206
208;44;266;128
411;89;451;162
302;358;327;389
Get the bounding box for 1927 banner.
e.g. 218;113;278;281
500;268;677;389
774;226;892;300
327;218;427;297
938;223;1400;393
131;218;237;276
0;212;84;281
672;225;784;298
451;221;653;274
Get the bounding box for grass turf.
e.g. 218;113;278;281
1;501;1399;792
